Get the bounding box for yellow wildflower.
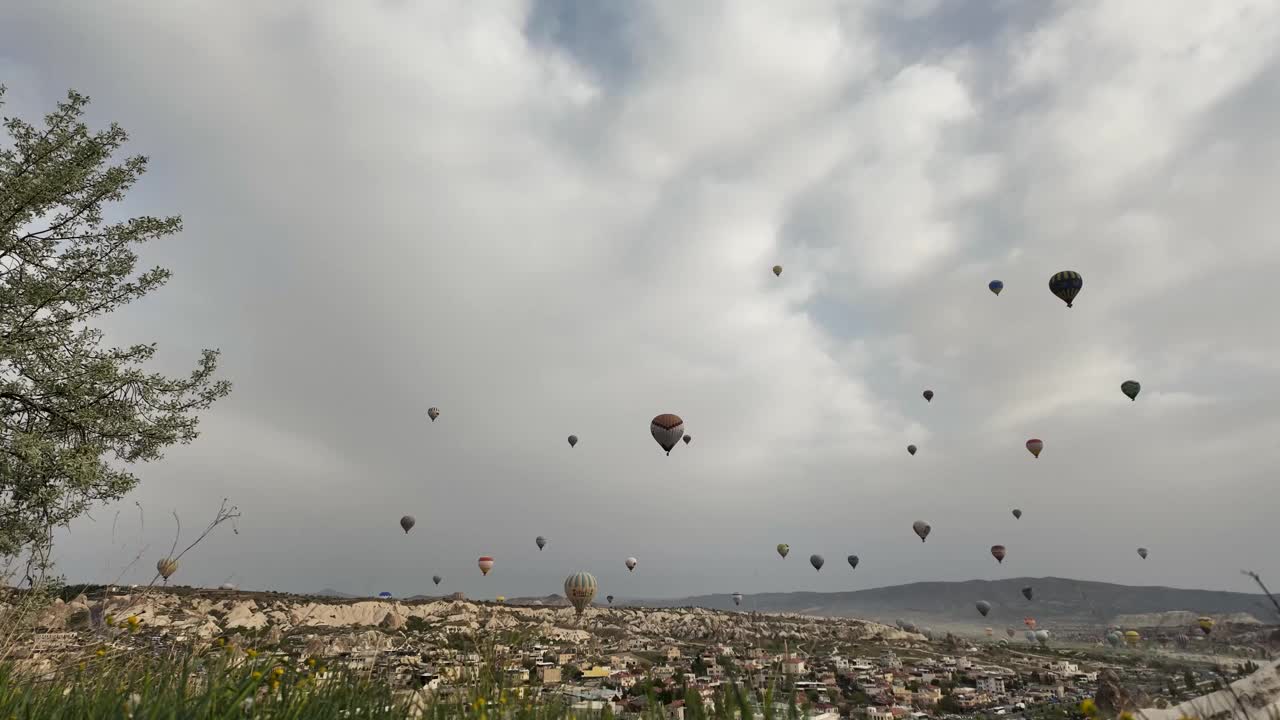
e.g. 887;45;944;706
272;667;285;677
126;615;140;627
307;658;316;667
246;649;258;659
215;638;225;647
271;680;280;692
1120;713;1135;720
1080;699;1098;717
96;649;106;657
251;671;263;681
105;615;115;627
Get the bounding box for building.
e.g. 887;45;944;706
977;676;1006;695
538;666;562;684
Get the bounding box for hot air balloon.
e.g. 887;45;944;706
567;435;578;448
1137;547;1149;560
432;575;442;586
650;414;684;455
1021;586;1033;601
990;545;1006;564
1006;627;1016;638
625;557;638;572
907;444;917;456
478;556;495;576
157;558;177;582
1106;632;1122;648
1035;629;1050;647
1198;616;1214;635
1049;271;1083;307
683;434;691;445
1024;617;1037;630
923;390;934;402
773;265;783;277
564;571;598;616
1121;380;1141;401
427;407;441;422
810;554;824;571
912;521;931;542
1124;630;1140;647
496;596;505;603
607;595;614;605
378;591;392;599
1026;438;1043;458
989;280;1004;296
1012;508;1022;519
536;536;547;551
847;555;859;570
903;621;918;634
220;583;237;591
976;601;992;617
1024;630;1036;643
985;627;994;638
1175;634;1190;649
777;544;790;559
733;592;743;606
400;515;415;534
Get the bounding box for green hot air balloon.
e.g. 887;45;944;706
772;265;783;277
564;571;598;617
776;544;790;558
1121;380;1141;401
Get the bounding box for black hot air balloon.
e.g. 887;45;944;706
923;390;934;402
1049;271;1083;307
1121;380;1141;401
1021;586;1033;601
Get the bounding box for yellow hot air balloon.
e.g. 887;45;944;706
1197;616;1214;635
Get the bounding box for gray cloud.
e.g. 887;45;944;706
2;0;1277;601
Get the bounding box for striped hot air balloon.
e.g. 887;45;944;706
478;556;495;576
157;558;178;582
1049;271;1083;307
564;571;598;616
650;414;684;455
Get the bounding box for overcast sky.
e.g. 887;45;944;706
2;0;1278;601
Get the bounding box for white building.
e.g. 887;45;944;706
977;676;1006;695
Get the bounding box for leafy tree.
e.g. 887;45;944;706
0;87;231;578
692;656;708;677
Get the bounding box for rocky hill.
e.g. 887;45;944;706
18;587;921;655
633;577;1274;629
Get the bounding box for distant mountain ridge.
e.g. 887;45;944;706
628;577;1274;628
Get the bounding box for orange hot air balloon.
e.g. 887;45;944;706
478;556;495;576
1026;439;1043;458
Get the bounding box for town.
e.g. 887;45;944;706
11;587;1274;719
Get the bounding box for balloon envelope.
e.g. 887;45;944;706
432;575;442;586
989;280;1004;295
536;536;547;550
1121;380;1141;401
650;414;685;455
427;407;440;422
1049;270;1083;307
907;444;917;455
564;572;598;616
625;557;638;571
478;556;495;575
1137;547;1149;559
847;555;859;570
378;591;392;599
157;558;177;581
682;434;691;445
772;265;783;276
1012;508;1022;519
990;545;1006;563
567;435;578;447
732;593;743;606
976;601;992;617
1026;438;1043;458
923;390;934;402
777;544;790;558
912;520;931;542
1021;586;1033;601
400;515;415;534
809;554;824;571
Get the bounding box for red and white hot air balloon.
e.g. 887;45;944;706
1026;438;1043;458
478;556;495;576
650;414;684;456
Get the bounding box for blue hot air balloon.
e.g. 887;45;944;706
989;280;1004;296
378;591;392;599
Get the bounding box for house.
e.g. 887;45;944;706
582;666;612;680
783;657;807;675
538;666;562;684
977;676;1006;695
664;646;682;661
